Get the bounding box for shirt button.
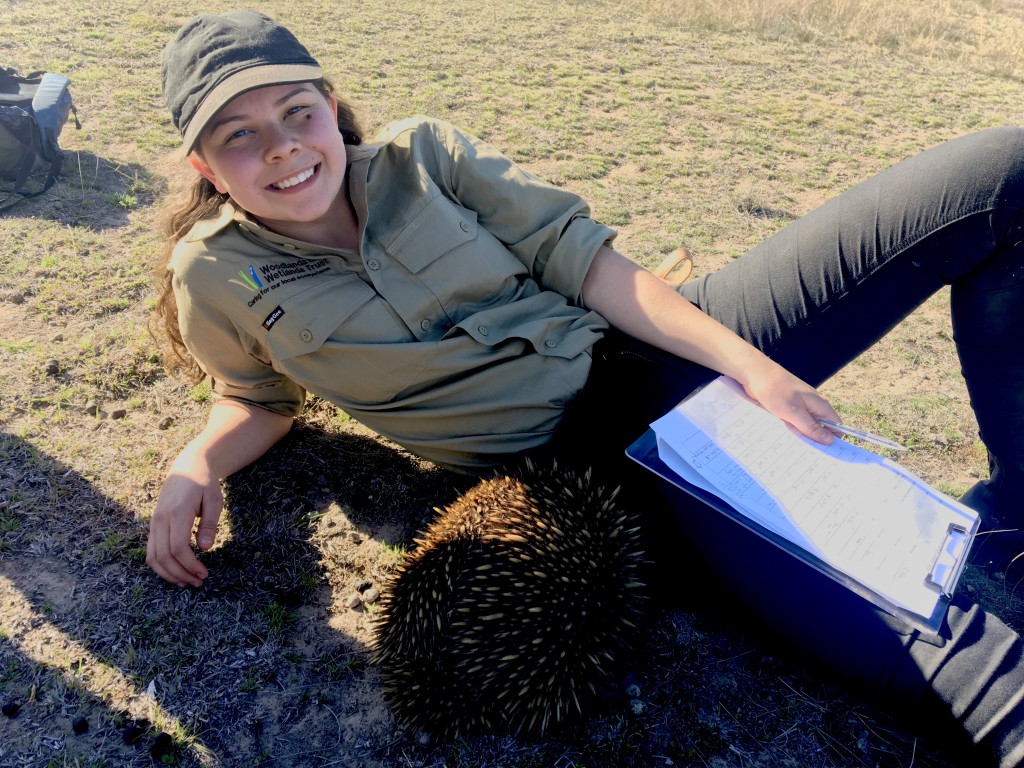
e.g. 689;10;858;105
367;258;380;270
300;329;313;343
460;220;471;232
477;325;489;336
282;243;296;250
420;319;431;331
544;339;558;348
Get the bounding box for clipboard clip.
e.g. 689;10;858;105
927;524;971;598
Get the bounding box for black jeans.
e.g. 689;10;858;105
554;127;1024;766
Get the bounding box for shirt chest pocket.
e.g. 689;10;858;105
262;274;376;360
386;196;478;274
381;195;529;328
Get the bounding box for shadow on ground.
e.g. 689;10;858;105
1;150;163;227
0;423;471;767
0;417;1012;768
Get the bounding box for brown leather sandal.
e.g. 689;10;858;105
652;247;693;286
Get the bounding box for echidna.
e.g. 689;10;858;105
373;460;648;738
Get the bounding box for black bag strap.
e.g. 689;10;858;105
0;155;60;213
0;67;43;84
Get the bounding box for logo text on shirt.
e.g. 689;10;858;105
234;258;332;308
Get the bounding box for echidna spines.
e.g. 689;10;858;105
373;462;647;738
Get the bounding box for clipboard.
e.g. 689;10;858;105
626;379;979;635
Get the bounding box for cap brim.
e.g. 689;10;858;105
182;63;323;154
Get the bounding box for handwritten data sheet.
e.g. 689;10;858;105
651;377;978;619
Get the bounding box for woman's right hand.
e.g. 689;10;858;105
145;399;295;588
147;454;223;588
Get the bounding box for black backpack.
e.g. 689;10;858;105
0;67;78;214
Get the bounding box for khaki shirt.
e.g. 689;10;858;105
171;117;616;471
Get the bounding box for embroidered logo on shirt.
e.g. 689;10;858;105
232;258;332;309
237;265;264;291
262;306;285;331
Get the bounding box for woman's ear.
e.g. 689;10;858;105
189;154;227;194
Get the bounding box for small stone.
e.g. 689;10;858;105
52;334;64;342
625;683;641;698
856;731;871;753
72;716;89;734
84;400;99;416
8;292;25;305
354;579;372;593
111;408;127;420
345;594;362;609
45;360;60;375
150;732;174;761
158;416;174;430
348;531;363;544
415;730;431;746
629;698;645;715
361;587;380;604
2;701;20;718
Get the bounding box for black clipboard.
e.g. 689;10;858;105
626;428;977;635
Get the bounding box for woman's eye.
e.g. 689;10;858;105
224;128;251;144
285;105;308;118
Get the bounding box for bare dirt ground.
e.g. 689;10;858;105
3;1;1024;767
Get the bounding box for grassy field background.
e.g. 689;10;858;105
2;0;1024;766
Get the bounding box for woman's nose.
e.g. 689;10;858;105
263;125;300;161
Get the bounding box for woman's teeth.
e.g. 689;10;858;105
272;166;316;189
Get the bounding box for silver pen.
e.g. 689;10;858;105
817;419;908;452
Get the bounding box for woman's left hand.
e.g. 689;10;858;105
580;246;841;443
740;363;840;445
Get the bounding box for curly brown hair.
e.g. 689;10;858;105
148;80;363;382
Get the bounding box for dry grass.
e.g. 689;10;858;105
642;0;1024;79
1;0;1023;766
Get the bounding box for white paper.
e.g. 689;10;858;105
651;376;977;619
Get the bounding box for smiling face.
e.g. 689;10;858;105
190;82;350;245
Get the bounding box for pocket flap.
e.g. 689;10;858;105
262;274;375;360
387;196;478;273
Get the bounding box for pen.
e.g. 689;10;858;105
817;419;908;452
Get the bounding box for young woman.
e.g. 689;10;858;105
150;10;1024;764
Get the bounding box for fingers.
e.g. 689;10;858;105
776;400;833;443
147;522;207;588
146;475;218;588
740;364;847;446
803;391;841;423
195;484;223;551
801;418;837;445
795;391;842;444
751;375;840;445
